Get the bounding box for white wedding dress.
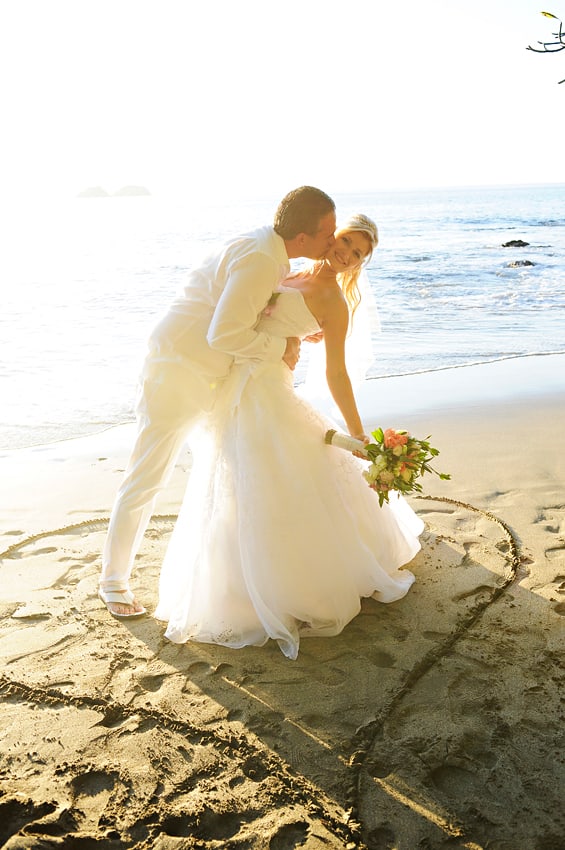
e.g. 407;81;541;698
154;287;424;659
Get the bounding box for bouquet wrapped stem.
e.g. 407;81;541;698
324;430;369;456
325;427;450;507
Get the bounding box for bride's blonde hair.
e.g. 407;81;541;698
335;214;379;320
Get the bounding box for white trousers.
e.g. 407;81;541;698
100;358;220;592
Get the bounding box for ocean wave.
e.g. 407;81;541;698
366;349;565;381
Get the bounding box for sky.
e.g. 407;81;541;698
1;0;564;203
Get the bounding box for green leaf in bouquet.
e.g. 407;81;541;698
372;427;384;444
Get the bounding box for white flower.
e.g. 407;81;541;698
370;456;387;475
363;456;387;484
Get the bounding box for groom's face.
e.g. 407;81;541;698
302;212;336;260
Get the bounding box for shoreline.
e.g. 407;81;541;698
2;353;565;543
3;350;565;455
1;354;564;847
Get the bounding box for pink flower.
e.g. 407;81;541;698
383;428;409;450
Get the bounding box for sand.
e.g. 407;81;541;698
1;354;564;850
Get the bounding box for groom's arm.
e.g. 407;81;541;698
207;252;287;364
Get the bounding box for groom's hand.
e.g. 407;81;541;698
283;337;301;371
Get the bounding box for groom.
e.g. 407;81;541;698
99;185;337;617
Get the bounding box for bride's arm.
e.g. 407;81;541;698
322;302;368;441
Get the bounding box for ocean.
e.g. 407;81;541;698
2;183;564;450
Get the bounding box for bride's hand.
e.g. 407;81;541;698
351;433;370;458
304;331;324;344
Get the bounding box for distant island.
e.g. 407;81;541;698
77;185;151;198
113;185;151;197
77;186;110;198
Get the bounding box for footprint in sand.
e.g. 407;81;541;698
535;506;565;561
538;503;565;528
366;649;396;668
0;798;57;846
452;583;496;602
364;756;393;779
247;710;286;736
161;807;244;841
366;825;396;849
186;660;212;676
241;755;271;782
550;576;565;605
490;488;523;508
211;661;236;677
430;763;482;799
269;820;310;850
69;769;121;829
59;552;99;565
11;606;52;621
137;673;168;692
2;545;58;561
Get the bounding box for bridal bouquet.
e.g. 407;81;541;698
325;427;450;507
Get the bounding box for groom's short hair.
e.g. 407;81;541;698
273;186;335;240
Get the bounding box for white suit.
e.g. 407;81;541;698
100;226;291;592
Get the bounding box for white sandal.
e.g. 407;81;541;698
98;587;147;619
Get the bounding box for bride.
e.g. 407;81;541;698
154;214;424;659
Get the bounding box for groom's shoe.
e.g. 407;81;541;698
98;588;147;619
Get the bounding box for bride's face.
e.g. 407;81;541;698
326;230;371;272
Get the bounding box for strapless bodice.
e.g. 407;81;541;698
256;286;320;340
